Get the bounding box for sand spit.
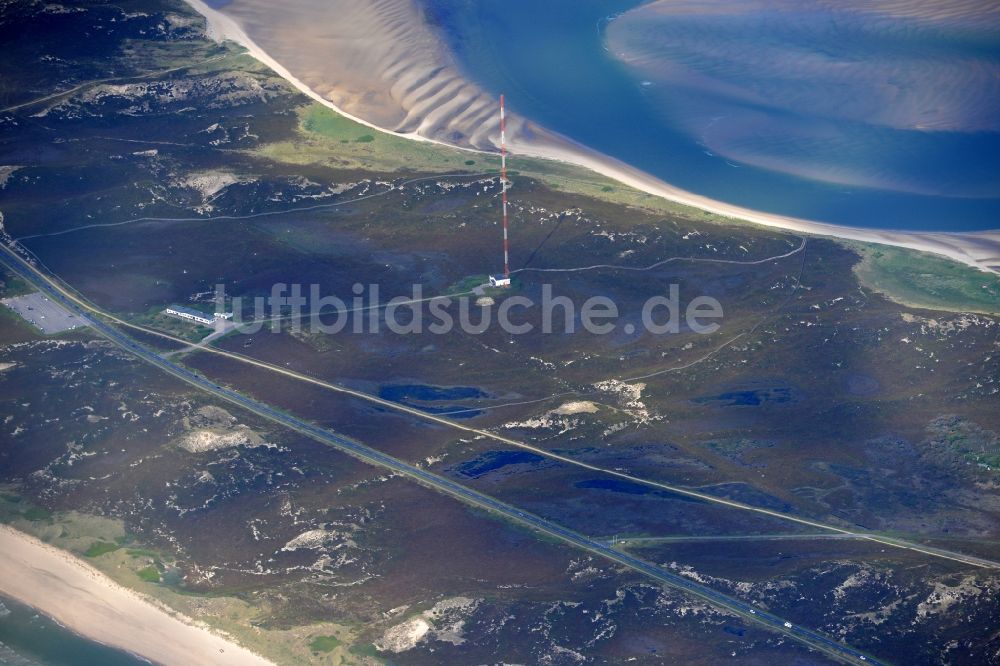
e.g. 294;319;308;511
185;0;999;273
184;0;518;149
0;525;275;666
511;131;1000;273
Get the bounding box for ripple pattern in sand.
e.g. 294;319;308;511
212;0;527;150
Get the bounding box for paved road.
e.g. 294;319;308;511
514;237;807;274
15;172;494;241
609;533;856;545
0;55;230;114
0;245;883;665
10;245;995;572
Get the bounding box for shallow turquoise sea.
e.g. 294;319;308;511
422;0;1000;232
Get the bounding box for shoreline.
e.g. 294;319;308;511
184;0;999;274
509;130;1000;274
0;524;275;666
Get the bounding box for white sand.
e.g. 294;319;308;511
184;0;436;144
511;132;1000;274
553;401;600;415
185;0;999;273
0;525;274;666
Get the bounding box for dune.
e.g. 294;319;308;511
185;0;1000;274
0;524;274;666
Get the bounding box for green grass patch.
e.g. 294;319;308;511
443;274;523;298
259;103;497;175
23;507;53;521
129;307;213;343
301;104;360;138
0;305;40;345
308;635;343;653
446;274;489;295
851;242;1000;314
259;103;735;226
159;583;214;597
0;268;32;298
973;453;1000;469
84;540;120;558
348;643;381;658
137;565;161;583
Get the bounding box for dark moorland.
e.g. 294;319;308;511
0;1;997;664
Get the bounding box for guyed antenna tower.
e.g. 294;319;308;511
500;94;510;281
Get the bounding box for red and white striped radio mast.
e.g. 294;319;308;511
500;94;510;281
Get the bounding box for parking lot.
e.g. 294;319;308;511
2;291;88;334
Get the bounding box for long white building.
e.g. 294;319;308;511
164;305;218;326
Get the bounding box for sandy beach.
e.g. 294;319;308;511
0;524;274;666
183;0;999;274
